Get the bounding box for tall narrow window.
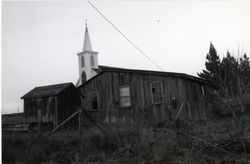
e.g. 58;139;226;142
150;81;164;104
81;56;85;67
119;86;131;107
89;92;98;110
90;55;95;67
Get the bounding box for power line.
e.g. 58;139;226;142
88;1;165;71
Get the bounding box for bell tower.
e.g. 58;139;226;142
76;21;99;86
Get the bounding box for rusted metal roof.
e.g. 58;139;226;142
21;83;75;99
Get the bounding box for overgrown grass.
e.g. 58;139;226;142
3;123;250;163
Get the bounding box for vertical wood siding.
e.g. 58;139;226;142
24;87;81;128
80;71;214;126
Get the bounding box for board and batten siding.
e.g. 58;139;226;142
24;97;57;127
80;71;213;126
23;86;81;128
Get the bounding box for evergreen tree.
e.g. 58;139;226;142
219;52;250;97
198;43;250;97
198;42;220;84
239;54;250;92
198;43;250;120
220;51;239;97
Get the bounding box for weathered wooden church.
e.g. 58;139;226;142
21;24;215;129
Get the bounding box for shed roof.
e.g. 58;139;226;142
78;65;215;88
21;83;75;99
100;66;209;83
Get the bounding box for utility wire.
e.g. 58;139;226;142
88;1;165;71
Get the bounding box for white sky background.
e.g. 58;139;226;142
2;0;250;114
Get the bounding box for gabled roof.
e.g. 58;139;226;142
21;83;75;99
78;65;215;88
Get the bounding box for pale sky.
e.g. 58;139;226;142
2;0;250;114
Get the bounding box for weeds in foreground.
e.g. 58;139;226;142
3;123;250;164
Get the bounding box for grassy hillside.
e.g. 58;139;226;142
3;118;250;164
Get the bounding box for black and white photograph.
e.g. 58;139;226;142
2;0;250;163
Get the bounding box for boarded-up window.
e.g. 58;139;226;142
150;81;164;104
119;86;131;107
89;92;98;110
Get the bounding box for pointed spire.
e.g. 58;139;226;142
83;20;93;51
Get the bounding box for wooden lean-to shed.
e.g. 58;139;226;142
21;83;81;130
79;66;216;126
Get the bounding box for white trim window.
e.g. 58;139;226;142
81;56;85;67
150;81;164;104
119;85;131;107
90;55;95;67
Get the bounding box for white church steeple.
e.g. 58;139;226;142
76;21;99;86
83;23;93;51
